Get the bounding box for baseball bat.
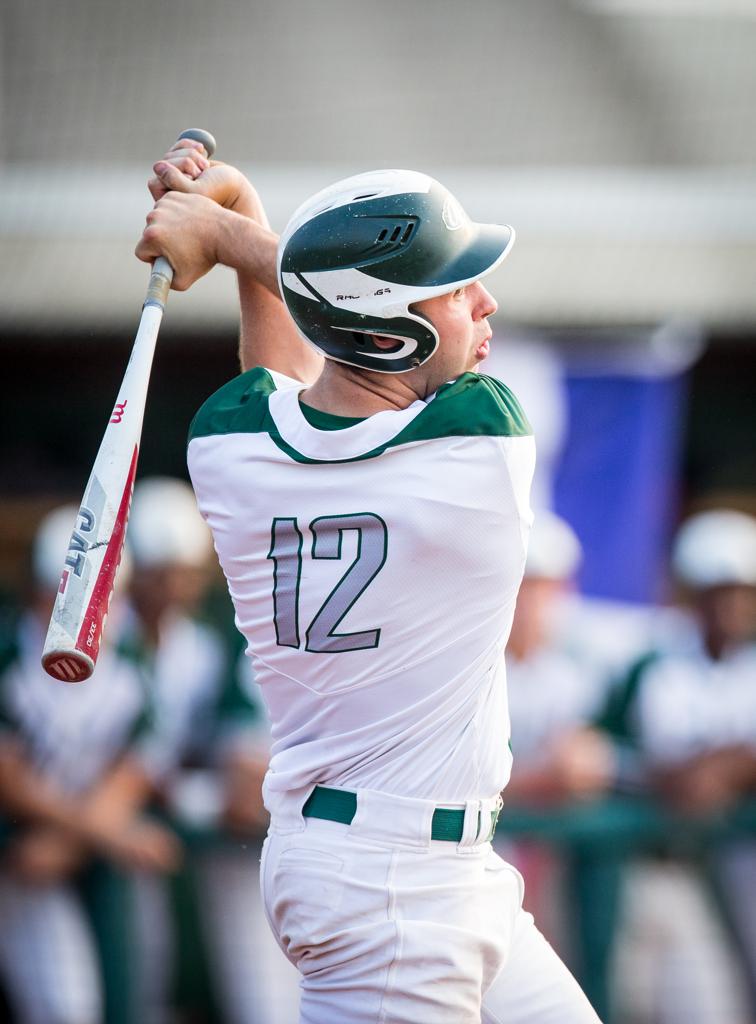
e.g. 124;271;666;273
41;128;217;683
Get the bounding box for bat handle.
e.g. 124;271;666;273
145;256;174;310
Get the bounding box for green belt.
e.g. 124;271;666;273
302;786;500;843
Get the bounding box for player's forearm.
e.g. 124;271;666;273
0;744;94;835
78;756;156;830
214;211;280;295
238;275;323;379
214;212;323;380
504;763;569;805
226;179;272;231
0;746;153;851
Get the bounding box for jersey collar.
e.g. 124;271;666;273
268;385;429;461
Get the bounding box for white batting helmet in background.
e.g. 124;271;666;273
672;509;756;588
33;504;133;592
33;505;79;592
524;510;582;580
128;477;212;569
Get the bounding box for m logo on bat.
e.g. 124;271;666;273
111;400;128;424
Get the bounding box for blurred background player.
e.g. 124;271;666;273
597;509;756;1024
0;505;181;1024
501;510;616;953
505;510;615;807
122;477;299;1024
638;510;756;820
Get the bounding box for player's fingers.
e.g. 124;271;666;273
170;272;192;292
147;175;168;202
135;209;177;264
157;154;208;178
124;848;172;873
135;226;161;263
160;147;209;175
108;823;181;872
167;137;209;157
166;142;209;158
134;240;151;263
131;831;182;872
152;161;199;195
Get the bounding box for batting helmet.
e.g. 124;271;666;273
128;478;212;569
33;505;132;593
525;510;582;581
672;509;756;589
277;169;515;373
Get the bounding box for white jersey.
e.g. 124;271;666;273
116;605;227;764
188;367;534;803
115;604;268;767
634;633;756;765
506;646;606;761
0;612;155;793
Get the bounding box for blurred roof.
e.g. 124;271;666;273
1;0;755;330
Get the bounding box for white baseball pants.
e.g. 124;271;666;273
129;847;301;1024
192;845;301;1024
261;787;602;1024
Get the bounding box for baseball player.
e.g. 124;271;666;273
505;510;615;805
596;509;756;808
631;510;756;1015
136;141;602;1023
0;505;181;1024
595;508;756;1024
498;512;616;977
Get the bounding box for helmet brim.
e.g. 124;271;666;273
413;222;515;291
366;220;515;297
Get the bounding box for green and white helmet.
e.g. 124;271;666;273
277;169;515;373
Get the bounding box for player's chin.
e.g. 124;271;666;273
475;337;490;362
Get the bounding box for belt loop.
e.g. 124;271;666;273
263;779;312;833
351;789;434;848
458;799;483;848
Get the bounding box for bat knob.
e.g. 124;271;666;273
177;128;217;159
42;648;95;683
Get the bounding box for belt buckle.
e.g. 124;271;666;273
487;794;504;842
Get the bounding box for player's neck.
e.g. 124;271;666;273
300;359;425;417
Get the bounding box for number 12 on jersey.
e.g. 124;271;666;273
268;513;388;654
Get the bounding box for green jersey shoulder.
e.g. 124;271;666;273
189;366;531;462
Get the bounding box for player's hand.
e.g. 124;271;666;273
147;138;210;200
221;753;270;836
550;728;617;800
5;827;88;884
136;192;231;290
147;140;265;222
93;816;183;873
658;746;756;816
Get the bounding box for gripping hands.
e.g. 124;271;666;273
136;136;271;291
136;131;320;378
